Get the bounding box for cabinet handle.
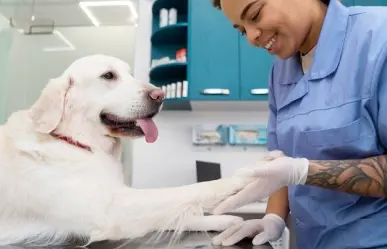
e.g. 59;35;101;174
250;88;269;95
200;88;230;95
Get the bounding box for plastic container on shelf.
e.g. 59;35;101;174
159;8;168;28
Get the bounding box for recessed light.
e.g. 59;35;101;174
79;0;138;27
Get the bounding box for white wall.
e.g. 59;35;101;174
131;1;270;188
0;13;13;123
132;111;270;188
0;13;8;30
133;0;154;83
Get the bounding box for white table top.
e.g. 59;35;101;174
228;202;267;214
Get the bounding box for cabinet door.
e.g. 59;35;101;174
239;36;274;101
341;0;354;6
354;0;386;5
188;0;240;100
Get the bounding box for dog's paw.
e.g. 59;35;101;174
203;215;244;232
184;215;244;232
198;177;255;212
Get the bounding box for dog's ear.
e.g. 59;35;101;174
29;75;73;134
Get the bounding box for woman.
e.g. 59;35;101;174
209;0;387;248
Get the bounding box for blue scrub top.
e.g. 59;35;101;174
267;1;387;248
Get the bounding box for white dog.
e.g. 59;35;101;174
0;54;254;246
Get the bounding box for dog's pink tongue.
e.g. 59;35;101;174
137;119;158;143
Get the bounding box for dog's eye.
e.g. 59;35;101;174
100;71;116;80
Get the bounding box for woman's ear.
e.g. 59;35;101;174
29;75;73;134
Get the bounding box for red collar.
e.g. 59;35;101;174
51;132;92;152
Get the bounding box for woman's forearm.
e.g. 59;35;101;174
306;155;387;197
266;187;289;220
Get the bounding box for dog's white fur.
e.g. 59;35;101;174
0;55;253;246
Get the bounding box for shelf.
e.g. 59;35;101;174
228;202;267;214
151;23;188;45
152;0;188;16
149;62;187;82
163;99;191;110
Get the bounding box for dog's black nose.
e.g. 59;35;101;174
148;89;165;104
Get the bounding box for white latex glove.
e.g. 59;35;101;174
212;151;309;215
211;213;286;246
260;150;286;161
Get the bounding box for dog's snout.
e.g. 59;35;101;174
148;89;165;103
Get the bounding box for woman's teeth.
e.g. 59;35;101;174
265;35;277;50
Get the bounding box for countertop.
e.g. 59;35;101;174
0;232;275;249
230;202;267;214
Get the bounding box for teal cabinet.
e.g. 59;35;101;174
187;0;240;100
341;0;354;6
150;0;274;109
187;0;273;101
239;35;274;101
150;0;188;87
354;0;386;5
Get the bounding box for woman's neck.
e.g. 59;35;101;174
299;1;328;55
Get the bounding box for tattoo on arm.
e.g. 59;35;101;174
306;155;387;197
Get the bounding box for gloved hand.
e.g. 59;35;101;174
212;151;309;215
211;213;286;246
260;150;286;162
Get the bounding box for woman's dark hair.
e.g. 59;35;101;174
212;0;221;9
211;0;330;9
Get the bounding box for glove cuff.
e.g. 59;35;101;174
293;157;309;185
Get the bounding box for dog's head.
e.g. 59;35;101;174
29;54;164;147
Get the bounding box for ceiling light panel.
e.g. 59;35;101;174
79;1;138;27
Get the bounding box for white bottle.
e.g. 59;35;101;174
176;81;182;98
161;85;167;96
168;8;177;25
171;83;176;98
166;84;171;99
182;80;188;97
159;8;168;28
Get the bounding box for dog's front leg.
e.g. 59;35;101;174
93;176;253;243
177;215;244;232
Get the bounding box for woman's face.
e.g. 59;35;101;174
220;0;321;59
